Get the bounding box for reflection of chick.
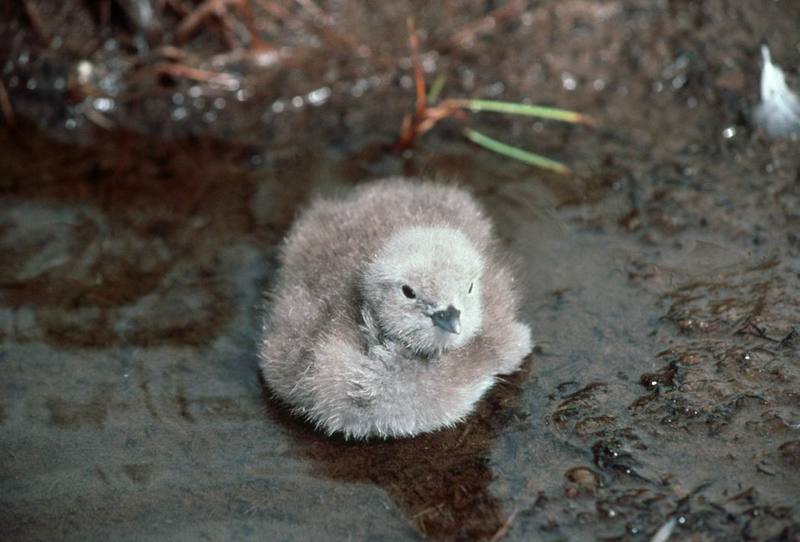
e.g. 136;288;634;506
260;178;532;439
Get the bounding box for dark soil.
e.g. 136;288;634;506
1;1;799;540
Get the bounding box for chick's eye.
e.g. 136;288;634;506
401;285;416;299
468;281;474;294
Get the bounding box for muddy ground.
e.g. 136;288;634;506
1;0;799;540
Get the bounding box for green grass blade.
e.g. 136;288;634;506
453;99;593;124
462;128;571;174
427;74;447;104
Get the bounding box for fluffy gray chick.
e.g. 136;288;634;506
260;177;532;439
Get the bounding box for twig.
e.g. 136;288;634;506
412;506;437;519
154;62;241;89
395;18;465;151
23;0;49;42
454;421;473;447
294;0;325;20
216;13;241;50
164;0;192;16
253;0;291;21
209;47;279;68
232;0;272;50
447;0;526;48
154;44;193;62
415;101;463;134
736;317;782;343
85;108;115;130
489;508;519;542
779;327;797;349
177;0;271;50
0;80;15;126
650;517;677;542
176;0;238;43
100;0;112;27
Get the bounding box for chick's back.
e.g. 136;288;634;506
278;178;493;302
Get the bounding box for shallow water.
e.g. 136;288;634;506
2;1;800;540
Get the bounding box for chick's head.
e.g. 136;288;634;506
362;227;483;355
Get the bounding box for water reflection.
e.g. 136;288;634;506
263;362;532;540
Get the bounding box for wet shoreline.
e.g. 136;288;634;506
2;1;799;540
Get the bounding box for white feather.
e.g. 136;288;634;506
754;45;800;138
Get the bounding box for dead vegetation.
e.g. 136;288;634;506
6;1;590;171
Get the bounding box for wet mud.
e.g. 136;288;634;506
1;0;799;540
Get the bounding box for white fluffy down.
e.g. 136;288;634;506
754;45;800;138
259;178;533;439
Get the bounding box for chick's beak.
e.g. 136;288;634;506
431;305;461;334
